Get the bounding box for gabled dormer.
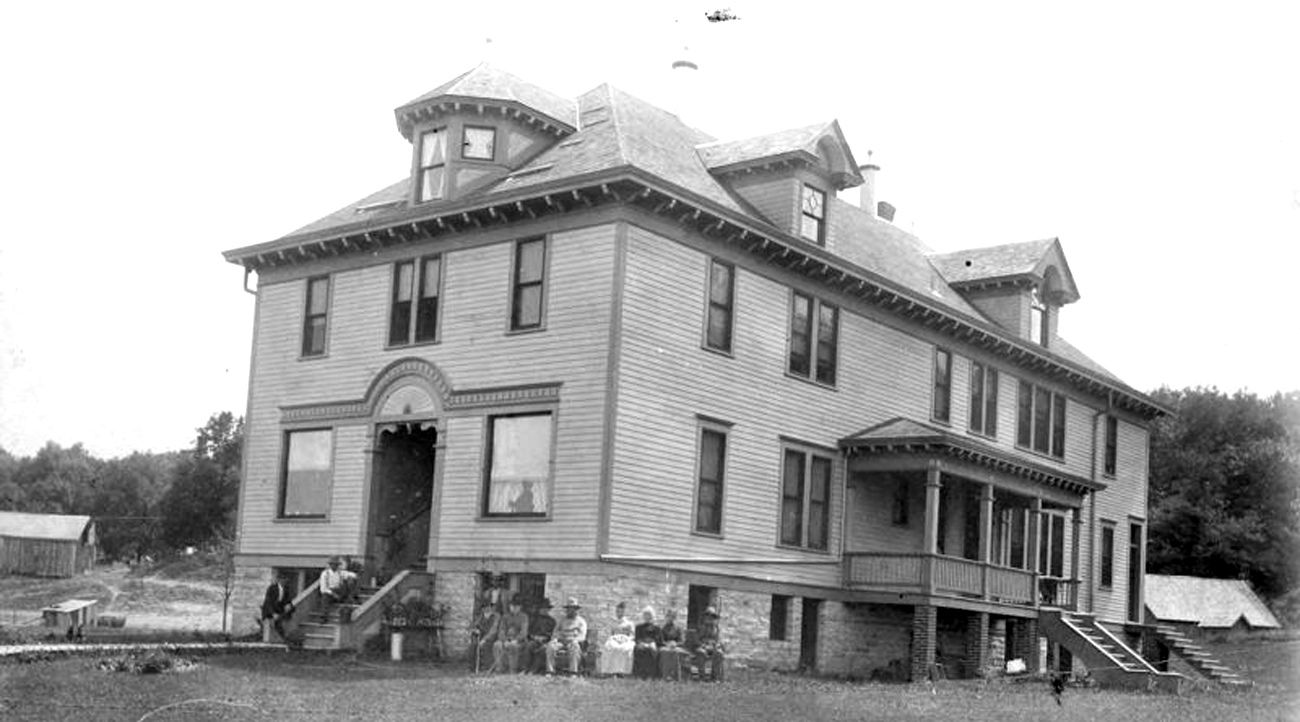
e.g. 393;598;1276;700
929;238;1080;348
697;121;862;246
393;64;578;205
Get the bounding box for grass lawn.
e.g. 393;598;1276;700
1;647;1296;722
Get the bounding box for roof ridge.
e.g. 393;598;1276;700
603;85;631;168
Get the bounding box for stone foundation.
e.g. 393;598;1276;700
818;602;911;679
231;564;274;637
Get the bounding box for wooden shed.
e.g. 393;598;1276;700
0;511;97;577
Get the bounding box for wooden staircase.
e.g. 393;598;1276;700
1039;609;1183;692
289;570;435;652
298;586;380;651
1151;624;1250;687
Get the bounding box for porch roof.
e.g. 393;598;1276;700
838;417;1104;496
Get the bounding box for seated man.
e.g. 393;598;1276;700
657;609;692;681
471;604;501;673
260;571;296;642
521;598;557;673
319;556;348;607
493;595;530;673
545;597;588;674
693;606;725;682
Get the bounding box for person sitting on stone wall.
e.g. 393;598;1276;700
521;597;557;673
693;606;725;682
545;597;588;675
632;606;662;679
657;608;692;680
493;594;530;673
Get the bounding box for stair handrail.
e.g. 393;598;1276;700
351;569;412;621
1086;618;1161;674
1055;614;1135;670
290;579;322;620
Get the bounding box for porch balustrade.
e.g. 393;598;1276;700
1036;576;1079;609
844;552;1053;608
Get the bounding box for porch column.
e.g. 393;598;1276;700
923;461;942;555
1029;498;1043;605
978;484;994;600
1070;505;1083;611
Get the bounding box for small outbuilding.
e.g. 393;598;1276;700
0;511;97;577
1145;574;1282;639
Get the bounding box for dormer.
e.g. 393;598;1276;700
393;64;577;205
929;238;1080;348
697;121;862;247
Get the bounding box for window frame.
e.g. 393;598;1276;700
786;291;839;387
932;348;953;423
417;127;448;203
703;258;735;354
799;184;826;245
1016;380;1067;459
692;421;729;537
769;594;791;641
778;445;833;552
508;236;548;333
1029;285;1050;347
387;254;443;347
301;275;330;358
1103;415;1119;476
278;428;334;519
1037;510;1067;578
968;360;999;438
480;411;556;519
461;125;497;161
1100;521;1116;588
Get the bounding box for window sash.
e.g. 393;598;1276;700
389;257;441;345
1100;524;1115;587
781;449;831;549
970;363;999;436
302;276;329;357
808;456;831;550
511;239;546;330
462;126;496;160
788;293;812;376
780;450;805;546
1018;381;1065;458
705;260;734;352
484;414;552;516
281;429;332;517
800;185;825;244
815;303;838;385
788;293;836;384
1104;416;1118;475
933;349;952;422
695;429;726;534
414;256;441;342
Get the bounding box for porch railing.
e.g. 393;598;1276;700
1037;576;1079;609
845;552;1052;607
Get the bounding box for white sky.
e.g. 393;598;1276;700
0;1;1296;459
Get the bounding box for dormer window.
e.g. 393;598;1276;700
1029;285;1049;346
418;128;447;202
463;126;496;161
800;185;826;245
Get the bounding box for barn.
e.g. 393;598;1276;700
0;511;98;577
1145;574;1282;640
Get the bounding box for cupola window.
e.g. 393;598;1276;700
418;128;447;202
463;126;496;161
800;185;826;245
1029;285;1049;346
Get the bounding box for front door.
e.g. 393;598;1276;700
800;598;822;672
366;424;437;583
1127;522;1143;621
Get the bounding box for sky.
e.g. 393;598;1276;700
0;1;1296;459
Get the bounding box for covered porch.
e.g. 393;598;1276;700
839;418;1103;612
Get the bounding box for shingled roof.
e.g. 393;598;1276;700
930;239;1058;284
0;511;93;542
394;63;577;139
696;121;864;189
1145;574;1281;629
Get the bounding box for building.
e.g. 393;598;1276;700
223;64;1171;681
0;511;97;577
1146;574;1282;639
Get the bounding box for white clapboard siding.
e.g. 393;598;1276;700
1091;418;1149;624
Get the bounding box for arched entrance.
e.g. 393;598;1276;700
363;365;444;583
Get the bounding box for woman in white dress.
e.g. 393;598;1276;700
597;602;635;676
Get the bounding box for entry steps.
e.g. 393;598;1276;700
1039;609;1183;692
1151;624;1250;687
297;586;378;651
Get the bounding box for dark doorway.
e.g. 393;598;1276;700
687;585;715;630
799;597;822;672
1127;522;1143;622
366;424;437;583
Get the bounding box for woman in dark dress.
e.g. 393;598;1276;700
632;606;662;679
657;608;691;680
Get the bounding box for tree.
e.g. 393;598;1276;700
158;412;243;550
93;452;177;561
1147;388;1300;600
13;442;100;514
0;445;23;510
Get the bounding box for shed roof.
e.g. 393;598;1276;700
0;511;93;542
1145;574;1282;629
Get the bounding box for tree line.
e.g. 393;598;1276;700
0;412;243;561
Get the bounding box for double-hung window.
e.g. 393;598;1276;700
800;185;826;244
510;237;546;331
932;349;952;422
389;256;442;346
1100;522;1116;587
280;429;333;518
483;413;553;517
1038;511;1066;578
1029;286;1049;347
704;259;734;352
788;292;838;385
969;361;999;436
779;448;831;550
301;276;330;357
1017;381;1066;458
417;128;447;202
695;426;727;535
1104;415;1119;475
